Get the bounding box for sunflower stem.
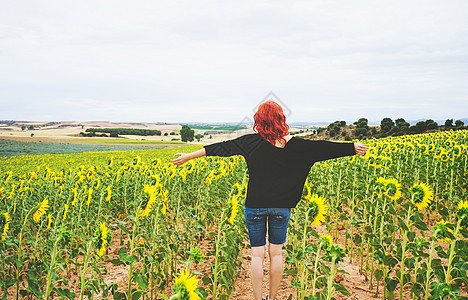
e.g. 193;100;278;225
445;219;461;285
424;240;435;300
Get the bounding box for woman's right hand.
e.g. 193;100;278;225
354;143;369;156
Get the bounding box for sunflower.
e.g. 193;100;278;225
233;182;243;198
411;182;433;211
433;220;453;242
87;187;93;206
227;195;239;225
319;234;332;248
86;167;94;180
374;177;392;197
179;169;187;182
33;198;49;222
63;204;69;220
139;184;157;217
3;172;12;185
1;212;10;241
381;157;393;169
434;147;446;159
324;244;345;263
204;170;216;185
456;200;468;227
171;269;200;300
107;156;114;167
72;187;78;206
385;178;402;201
405;144;414;153
307;194;327;225
161;188;169;215
93;178;101;190
46;214;53;230
420;144;429;154
454;145;462;157
440;152;449;162
105;186;112;202
96;222;110;256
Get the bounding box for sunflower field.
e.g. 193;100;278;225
0;129;467;300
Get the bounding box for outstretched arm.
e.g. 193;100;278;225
170;148;206;166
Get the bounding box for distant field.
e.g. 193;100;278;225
186;124;247;131
75;138;186;144
0;138;186;157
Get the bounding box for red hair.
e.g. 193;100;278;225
253;100;290;145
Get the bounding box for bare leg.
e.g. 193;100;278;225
268;243;283;299
251;245;266;300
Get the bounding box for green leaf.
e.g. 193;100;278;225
124;255;138;264
414;220;428;231
110;259;125;266
353;234;362;245
397;218;408;232
383;255;398;268
334;283;351;295
375;269;384;281
26;277;44;297
132;291;142;300
202;275;211;285
113;291;125;300
385;277;398;292
196;287;208;299
407;231;416;242
4;276;17;288
54;287;76;300
116;224;130;235
134;274;148;290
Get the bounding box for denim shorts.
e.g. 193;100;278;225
244;207;291;247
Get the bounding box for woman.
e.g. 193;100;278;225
170;101;368;300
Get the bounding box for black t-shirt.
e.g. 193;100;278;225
203;133;356;208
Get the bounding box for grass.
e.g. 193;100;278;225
0;139;188;157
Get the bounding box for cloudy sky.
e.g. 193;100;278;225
1;0;467;124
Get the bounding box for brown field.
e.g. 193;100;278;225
0;121;312;146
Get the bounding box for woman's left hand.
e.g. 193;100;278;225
170;153;191;166
354;143;369;156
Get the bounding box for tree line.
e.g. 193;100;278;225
85;128;162;136
313;118;465;140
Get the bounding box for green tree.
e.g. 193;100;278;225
455;120;464;127
354;118;368;128
415;121;427;133
353;118;368;138
195;134;203;142
21;125;26;131
180;125;194;142
425;119;438;130
391;118;410;136
380;118;394;134
445;119;453;127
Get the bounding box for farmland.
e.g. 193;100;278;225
0;129;467;299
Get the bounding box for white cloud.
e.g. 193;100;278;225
1;0;467;122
